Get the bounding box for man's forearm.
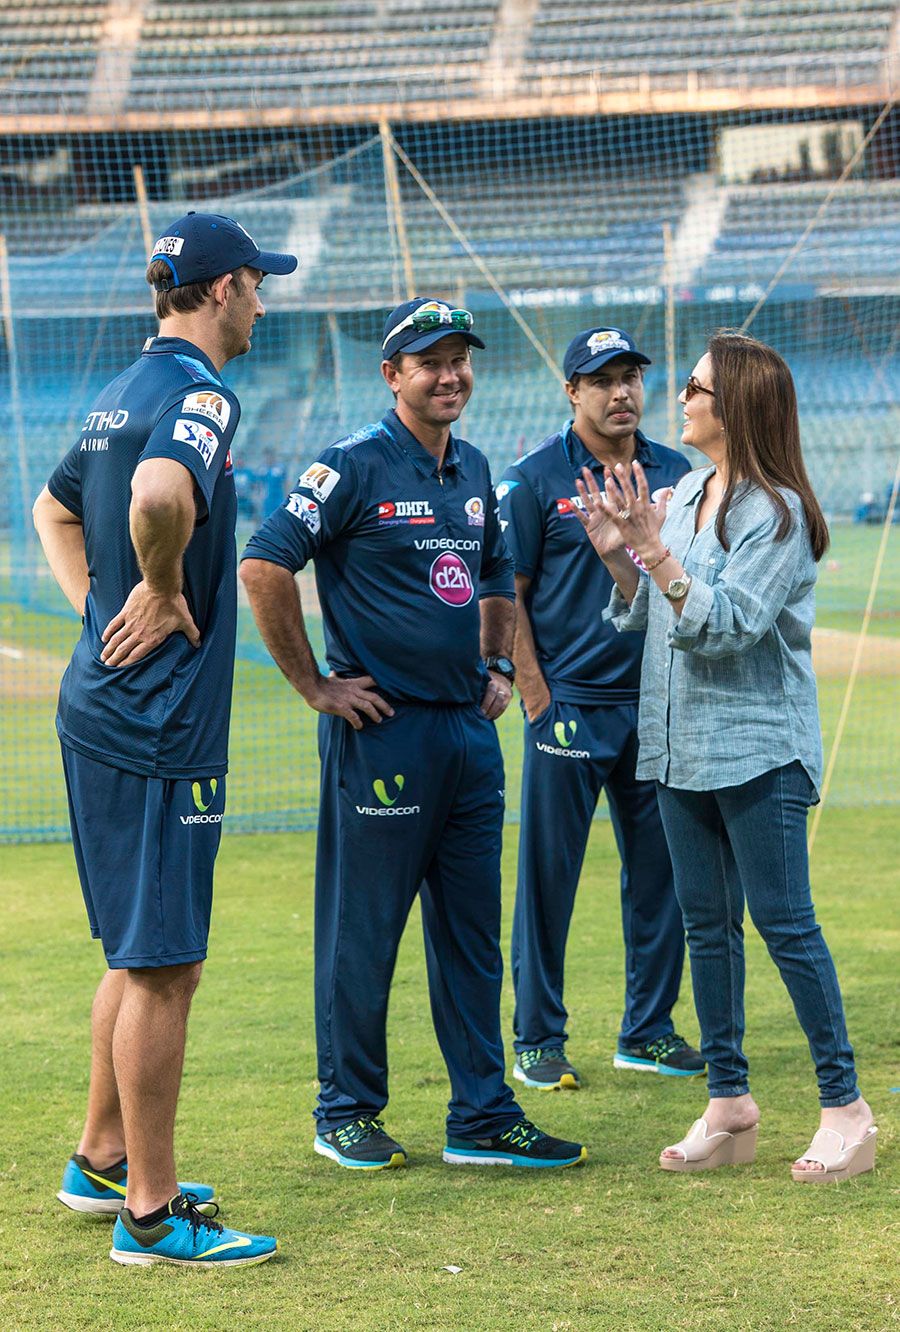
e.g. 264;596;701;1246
512;586;548;699
32;489;89;616
479;594;515;659
240;559;322;699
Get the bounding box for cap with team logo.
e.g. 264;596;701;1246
149;211;298;291
381;297;486;359
563;327;651;380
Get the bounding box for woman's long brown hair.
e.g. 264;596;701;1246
707;331;829;561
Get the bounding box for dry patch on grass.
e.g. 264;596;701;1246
0;643;67;700
811;628;900;678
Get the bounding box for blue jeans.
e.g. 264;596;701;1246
655;762;859;1108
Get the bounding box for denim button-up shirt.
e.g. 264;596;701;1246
606;467;823;795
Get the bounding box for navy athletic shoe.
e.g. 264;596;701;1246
513;1047;581;1091
443;1117;586;1168
314;1117;407;1169
57;1154;217;1215
613;1034;706;1078
110;1193;276;1268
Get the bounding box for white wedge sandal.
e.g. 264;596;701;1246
791;1125;877;1183
659;1117;759;1173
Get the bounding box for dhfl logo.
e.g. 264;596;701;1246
556;496;584;517
379;501;396;520
429;552;474;607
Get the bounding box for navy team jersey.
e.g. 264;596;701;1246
498;424;690;704
241;408;514;705
47;337;240;778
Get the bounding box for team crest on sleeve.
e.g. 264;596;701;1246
181;390;231;432
286;491;321;535
298;462;341;502
172;418;220;468
495;480;518;502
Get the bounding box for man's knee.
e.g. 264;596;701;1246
126;960;203;1003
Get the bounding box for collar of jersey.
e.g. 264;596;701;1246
561;421;657;473
142;337;222;383
382;408;460;476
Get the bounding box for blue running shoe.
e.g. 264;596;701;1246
443;1117;586;1168
613;1034;706;1078
58;1154;217;1216
110;1193;277;1268
314;1117;407;1169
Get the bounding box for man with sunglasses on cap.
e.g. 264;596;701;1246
241;298;585;1172
33;212;297;1267
497;327;703;1092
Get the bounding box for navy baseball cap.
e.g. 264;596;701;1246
381;297;486;359
149;211;298;291
563;327;651;380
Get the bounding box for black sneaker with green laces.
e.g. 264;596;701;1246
443;1117;586;1168
314;1117;407;1169
513;1047;581;1091
613;1033;705;1078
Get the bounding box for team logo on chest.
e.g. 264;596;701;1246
429;552;474;607
464;496;485;527
378;499;435;526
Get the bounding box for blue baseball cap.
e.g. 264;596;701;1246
149;211;298;291
563;327;651;380
381;297;486;359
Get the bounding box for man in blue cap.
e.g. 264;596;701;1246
241;298;586;1171
33;212;297;1267
498;326;704;1090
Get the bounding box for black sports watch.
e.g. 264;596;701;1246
484;654;516;684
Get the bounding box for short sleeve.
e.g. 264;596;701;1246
47;445;83;520
139;385;241;522
497;469;543;577
241;445;362;574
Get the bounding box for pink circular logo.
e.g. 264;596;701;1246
429;552;474;606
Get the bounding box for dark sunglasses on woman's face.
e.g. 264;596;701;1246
685;375;716;401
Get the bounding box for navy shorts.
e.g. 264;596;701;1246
60;744;226;969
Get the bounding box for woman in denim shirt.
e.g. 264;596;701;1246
576;332;875;1182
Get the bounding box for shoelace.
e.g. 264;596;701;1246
177;1192;223;1239
499;1118;543;1150
520;1047;564;1070
334;1117;386;1149
645;1034;687;1060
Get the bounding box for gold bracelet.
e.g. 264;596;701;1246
643;547;672;573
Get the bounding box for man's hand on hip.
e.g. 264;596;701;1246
481;670;513;721
306;673;394;731
101;582;200;667
521;684;552;724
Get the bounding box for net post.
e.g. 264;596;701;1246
663;220;677;450
0;232;34;592
132;162;154;261
379;120;415;299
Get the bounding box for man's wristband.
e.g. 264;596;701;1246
643;547;672;573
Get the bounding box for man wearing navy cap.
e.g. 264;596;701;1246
33;212;296;1267
241;298;585;1171
498;327;704;1091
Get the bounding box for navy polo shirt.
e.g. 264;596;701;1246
498;423;690;704
47;336;240;778
241;408;514;705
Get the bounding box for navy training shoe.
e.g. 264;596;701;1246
110;1193;276;1268
314;1117;407;1169
613;1033;706;1078
443;1117;586;1168
513;1047;581;1091
57;1154;217;1215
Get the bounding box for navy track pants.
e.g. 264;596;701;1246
314;703;522;1137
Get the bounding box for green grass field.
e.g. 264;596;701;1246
0;809;897;1331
